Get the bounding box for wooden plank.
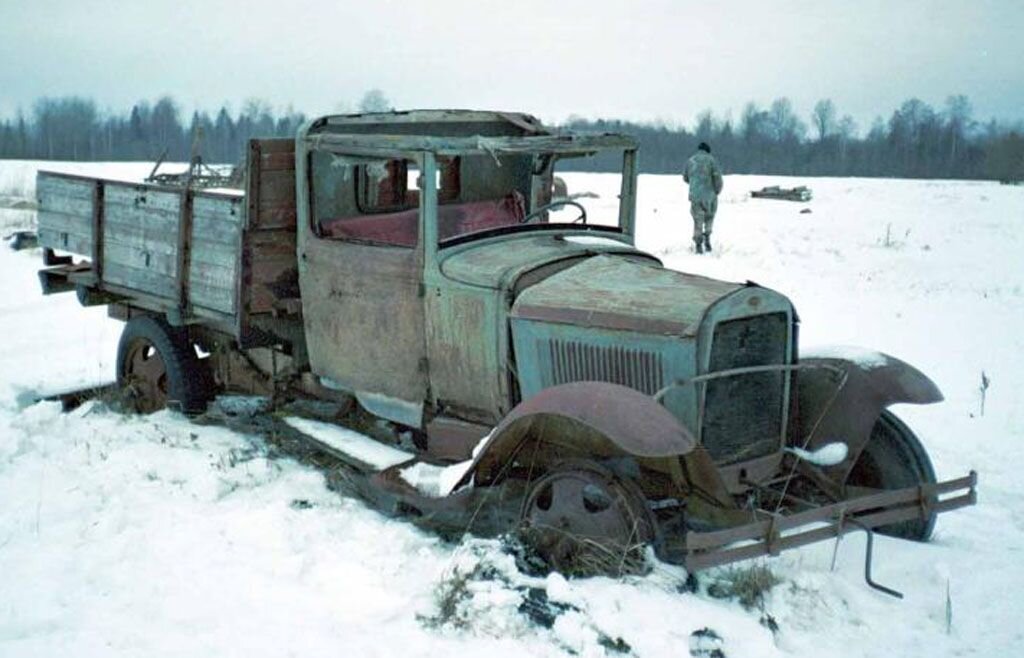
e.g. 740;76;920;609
104;241;178;277
38;175;96;201
103;261;176;298
91;180;104;282
257;170;296;204
103;227;178;257
254;202;297;229
175;190;194;309
256;138;295;153
103;206;180;241
191;284;235;314
38;227;92;256
104;184;183;215
248;228;296;250
193;196;243;226
191;240;240;267
191;213;243;245
37;209;95;235
189;260;236;313
38;194;94;217
104;200;181;228
190;259;236;288
260;151;296;171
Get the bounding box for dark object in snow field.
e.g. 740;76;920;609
751;185;813;202
34;110;975;592
4;230;38;250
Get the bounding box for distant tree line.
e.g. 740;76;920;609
0;96;307;166
1;91;1021;181
564;95;1024;182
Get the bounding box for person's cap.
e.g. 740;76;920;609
698;142;711;153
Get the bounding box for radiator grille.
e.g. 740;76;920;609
544;340;664;395
702;313;788;463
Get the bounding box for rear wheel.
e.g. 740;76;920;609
116;316;210;415
847;410;937;541
519;461;654;576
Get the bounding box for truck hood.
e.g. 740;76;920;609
438;232;650;290
511;254;745;336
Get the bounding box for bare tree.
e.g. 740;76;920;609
945;94;973;163
358;89;392;113
812;99;837;143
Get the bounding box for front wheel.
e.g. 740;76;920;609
116;316;210;415
519;461;654;576
846;410;938;541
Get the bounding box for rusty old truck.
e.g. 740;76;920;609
35;110;975;588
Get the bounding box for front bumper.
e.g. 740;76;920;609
660;471;977;571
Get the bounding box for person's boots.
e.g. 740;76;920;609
694;237;704;254
703;234;712;253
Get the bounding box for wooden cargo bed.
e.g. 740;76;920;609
36;138;300;347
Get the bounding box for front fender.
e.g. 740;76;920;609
454;381;696;489
796;347;942;482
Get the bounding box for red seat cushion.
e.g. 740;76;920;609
321;193;525;246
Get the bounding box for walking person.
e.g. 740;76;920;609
683;142;724;254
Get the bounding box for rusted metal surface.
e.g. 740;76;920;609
425;416;491;461
119;335;170;413
671;471;977;571
438;234;646;289
795;353;943;483
299;235;428;408
513;255;741;336
458;382;697;489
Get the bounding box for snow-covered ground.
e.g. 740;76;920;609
1;161;1022;657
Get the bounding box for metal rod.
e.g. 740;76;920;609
848;519;903;599
653;362;844;402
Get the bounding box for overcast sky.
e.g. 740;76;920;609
2;0;1022;130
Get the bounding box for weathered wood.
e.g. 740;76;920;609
176;190;194;310
104;184;183;214
191;240;240;267
37;209;95;235
193;195;243;225
103;261;177;298
189;265;236;314
191;208;243;245
37;194;94;217
38;174;95;201
102;229;177;257
37;175;96;257
91;181;104;282
257;138;294;153
37;141;298;342
261;151;296;171
104;241;178;278
37;227;92;256
255;202;297;229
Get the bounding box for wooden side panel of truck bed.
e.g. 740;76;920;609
37;138;299;347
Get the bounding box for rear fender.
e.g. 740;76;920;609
795;348;942;483
454;381;696;489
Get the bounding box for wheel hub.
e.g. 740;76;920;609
122;338;169;413
521;463;653;576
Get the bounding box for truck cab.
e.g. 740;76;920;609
297;111;647;445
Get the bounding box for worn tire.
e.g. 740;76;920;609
116;315;210;415
847;410;937;541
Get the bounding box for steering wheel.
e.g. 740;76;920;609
519;199;587;225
